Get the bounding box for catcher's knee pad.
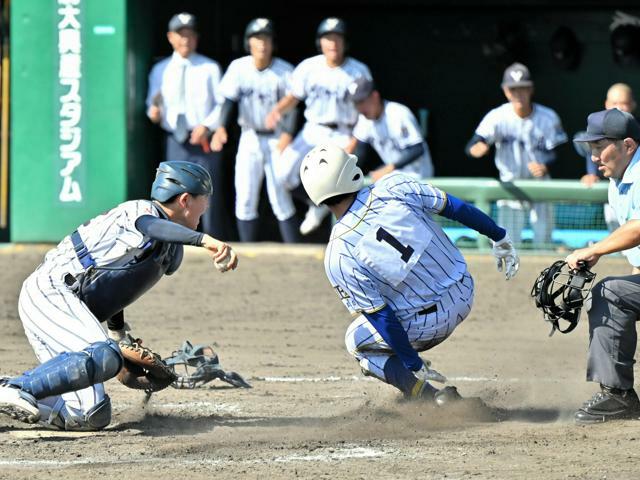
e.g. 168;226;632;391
86;339;124;382
8;340;123;399
39;395;112;431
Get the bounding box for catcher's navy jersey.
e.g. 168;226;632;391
325;173;468;321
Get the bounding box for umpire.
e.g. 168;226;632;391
568;108;640;424
146;13;232;240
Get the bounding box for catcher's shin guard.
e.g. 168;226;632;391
38;395;112;431
8;340;123;399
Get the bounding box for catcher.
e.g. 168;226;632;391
0;161;238;431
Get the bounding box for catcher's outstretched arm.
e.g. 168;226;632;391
135;215;203;245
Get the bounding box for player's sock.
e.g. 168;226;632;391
236;219;259;242
383;356;436;398
278;215;300;243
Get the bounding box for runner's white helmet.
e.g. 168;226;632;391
299;143;364;206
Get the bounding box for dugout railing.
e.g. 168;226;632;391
425;178;609;252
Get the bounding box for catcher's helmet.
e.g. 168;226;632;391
531;260;596;336
244;17;275;53
300;143;363;206
316;17;347;52
151;161;213;202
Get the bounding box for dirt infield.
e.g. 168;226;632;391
0;244;638;480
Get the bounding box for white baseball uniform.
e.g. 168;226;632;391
474;102;567;244
17;200;160;418
146;51;223;133
324;172;474;380
352;100;434;178
276;54;372;189
218;56;296;221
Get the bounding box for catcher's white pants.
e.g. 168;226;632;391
17;263;108;416
274;123;352;191
235;129;296;221
345;273;474;381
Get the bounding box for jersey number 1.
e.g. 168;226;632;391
376;227;414;263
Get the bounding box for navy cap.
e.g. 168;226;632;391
574;108;640;142
347;77;375;103
501;62;533;88
168;12;197;33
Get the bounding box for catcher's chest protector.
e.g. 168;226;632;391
78;242;183;322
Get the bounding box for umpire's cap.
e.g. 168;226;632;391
574;108;640;143
244;18;275;52
151;161;213;202
168;13;197;33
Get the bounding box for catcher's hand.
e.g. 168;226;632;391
117;337;177;392
492;233;520;280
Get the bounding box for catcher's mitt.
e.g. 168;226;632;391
531;260;596;336
117;337;177;392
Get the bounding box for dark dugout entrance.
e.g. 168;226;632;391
127;1;640;241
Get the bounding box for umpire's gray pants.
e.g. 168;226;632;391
586;275;640;390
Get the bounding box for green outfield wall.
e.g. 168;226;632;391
10;0;127;242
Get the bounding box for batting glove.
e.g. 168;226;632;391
413;360;447;384
492;233;520;280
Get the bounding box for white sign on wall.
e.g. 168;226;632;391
57;0;83;203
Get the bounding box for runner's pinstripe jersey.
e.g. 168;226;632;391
325;172;468;322
289;54;371;127
42;200;161;278
474;103;567;181
218;56;293;131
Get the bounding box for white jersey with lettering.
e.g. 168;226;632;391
474;102;567;182
218;56;293;131
353;100;434;178
18;200;160;418
325;173;475;379
217;56;296;222
474;102;566;245
275;55;371;189
289;54;372;127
